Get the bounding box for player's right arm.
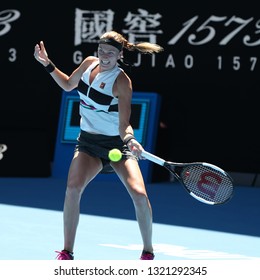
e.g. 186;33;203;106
34;41;97;92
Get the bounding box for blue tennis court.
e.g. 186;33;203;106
0;177;259;260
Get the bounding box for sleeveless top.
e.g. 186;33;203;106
77;60;123;136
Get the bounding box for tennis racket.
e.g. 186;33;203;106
141;150;234;205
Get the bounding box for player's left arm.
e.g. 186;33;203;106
115;72;143;155
115;72;133;139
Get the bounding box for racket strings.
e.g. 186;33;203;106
181;165;233;204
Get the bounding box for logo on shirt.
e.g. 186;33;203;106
99;82;105;89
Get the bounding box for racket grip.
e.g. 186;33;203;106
141;150;165;166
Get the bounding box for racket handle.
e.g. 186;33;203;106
141;150;165;166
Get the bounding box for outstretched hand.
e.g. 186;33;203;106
34;41;49;66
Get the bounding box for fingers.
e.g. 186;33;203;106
128;140;143;158
34;41;43;51
34;44;40;60
40;40;45;50
34;41;47;63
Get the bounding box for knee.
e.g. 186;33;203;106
132;188;149;207
66;178;86;197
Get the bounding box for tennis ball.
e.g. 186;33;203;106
108;148;122;162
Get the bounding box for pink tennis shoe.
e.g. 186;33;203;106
55;250;74;260
140;250;155;260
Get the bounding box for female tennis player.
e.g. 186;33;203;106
34;31;163;260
